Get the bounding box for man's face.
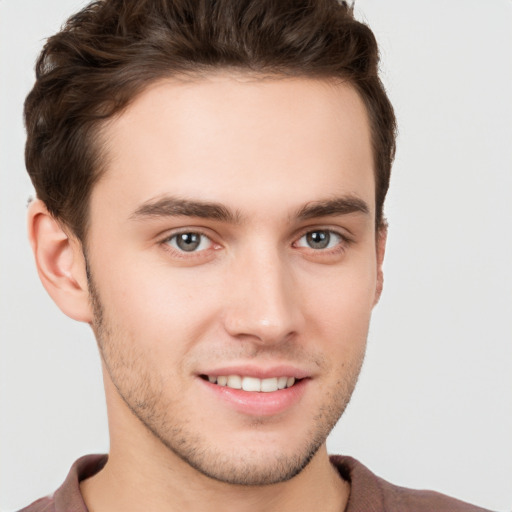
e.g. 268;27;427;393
85;75;382;485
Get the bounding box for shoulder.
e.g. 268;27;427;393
15;454;107;512
330;455;495;512
16;496;56;512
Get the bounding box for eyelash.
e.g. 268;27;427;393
160;229;218;259
292;228;352;257
159;228;352;258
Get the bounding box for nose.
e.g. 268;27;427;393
222;247;304;345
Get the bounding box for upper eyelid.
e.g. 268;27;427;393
157;226;352;247
160;231;217;259
159;227;215;243
293;226;352;242
159;229;217;255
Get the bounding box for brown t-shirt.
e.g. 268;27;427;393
18;454;494;512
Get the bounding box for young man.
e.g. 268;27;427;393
17;1;495;511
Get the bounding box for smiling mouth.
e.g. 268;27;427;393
200;375;298;392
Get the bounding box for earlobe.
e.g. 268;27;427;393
373;225;387;306
27;199;93;323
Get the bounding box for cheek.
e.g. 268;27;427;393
300;271;370;421
95;260;223;349
300;257;377;342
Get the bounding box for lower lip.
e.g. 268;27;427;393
199;378;308;416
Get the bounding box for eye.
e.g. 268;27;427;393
165;232;212;253
295;230;343;250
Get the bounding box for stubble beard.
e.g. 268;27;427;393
86;265;365;486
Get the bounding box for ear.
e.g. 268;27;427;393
373;224;387;306
27;199;93;323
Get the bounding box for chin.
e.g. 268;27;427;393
175;443;324;486
149;415;334;487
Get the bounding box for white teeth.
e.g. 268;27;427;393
261;377;278;392
242;376;261;392
227;375;242;389
206;374;297;392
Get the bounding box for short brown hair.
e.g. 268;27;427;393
24;0;396;240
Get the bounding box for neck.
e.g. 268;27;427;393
81;444;348;512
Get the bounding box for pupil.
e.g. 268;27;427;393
307;231;329;249
177;233;200;251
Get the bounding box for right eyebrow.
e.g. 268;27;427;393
129;196;242;223
295;195;370;220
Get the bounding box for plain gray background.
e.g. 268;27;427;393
1;1;511;510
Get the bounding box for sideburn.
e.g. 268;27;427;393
83;248;105;339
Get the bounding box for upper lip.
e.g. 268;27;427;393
197;364;312;380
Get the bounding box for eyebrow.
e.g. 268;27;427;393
295;196;370;220
130;194;369;224
130;196;241;223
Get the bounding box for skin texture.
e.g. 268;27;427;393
28;75;386;512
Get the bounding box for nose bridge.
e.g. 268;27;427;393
223;241;302;344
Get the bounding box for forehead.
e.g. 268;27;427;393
93;74;375;221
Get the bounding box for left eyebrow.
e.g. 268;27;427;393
295;196;370;220
129;196;241;223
